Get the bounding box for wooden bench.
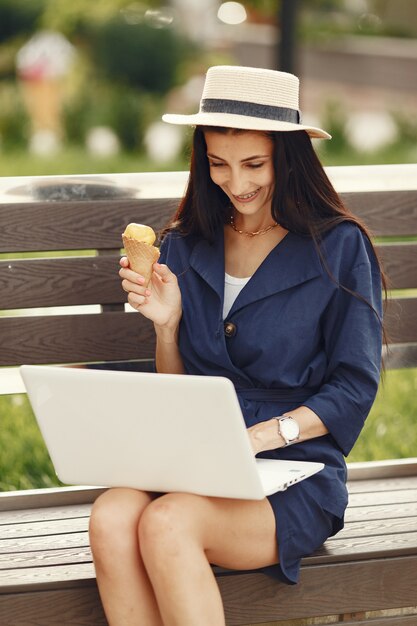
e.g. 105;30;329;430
0;165;416;625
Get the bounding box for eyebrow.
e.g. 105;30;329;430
207;153;270;163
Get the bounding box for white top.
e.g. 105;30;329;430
223;272;251;319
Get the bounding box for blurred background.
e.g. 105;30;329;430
0;0;416;489
0;0;416;175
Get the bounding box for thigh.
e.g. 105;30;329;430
153;493;279;571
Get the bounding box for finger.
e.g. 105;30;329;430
128;292;148;309
119;266;146;285
121;279;150;296
152;262;176;283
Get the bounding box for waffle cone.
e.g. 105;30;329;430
122;235;160;286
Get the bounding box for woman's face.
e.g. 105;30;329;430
204;130;275;218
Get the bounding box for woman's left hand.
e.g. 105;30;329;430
247;419;283;455
248;406;328;455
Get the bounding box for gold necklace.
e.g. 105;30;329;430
229;213;279;237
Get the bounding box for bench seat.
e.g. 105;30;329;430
1;462;416;626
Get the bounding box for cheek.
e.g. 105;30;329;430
209;170;227;188
258;167;274;188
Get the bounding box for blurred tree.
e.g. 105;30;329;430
56;4;199;150
244;0;344;20
0;0;44;43
301;0;343;8
40;0;162;37
63;81;156;151
0;82;29;148
92;16;195;94
243;0;278;20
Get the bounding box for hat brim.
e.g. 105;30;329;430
162;112;331;140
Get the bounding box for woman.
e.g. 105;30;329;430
89;66;385;626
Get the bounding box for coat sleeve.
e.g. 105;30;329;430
302;254;383;457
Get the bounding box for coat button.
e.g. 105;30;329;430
224;322;237;337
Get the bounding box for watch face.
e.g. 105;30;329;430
280;417;300;441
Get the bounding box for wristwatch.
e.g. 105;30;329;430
275;415;300;447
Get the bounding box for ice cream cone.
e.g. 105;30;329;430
122;235;160;287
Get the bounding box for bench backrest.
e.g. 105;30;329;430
0;166;416;378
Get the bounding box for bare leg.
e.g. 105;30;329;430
139;492;278;626
89;488;163;626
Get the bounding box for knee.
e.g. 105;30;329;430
139;493;200;556
89;488;151;552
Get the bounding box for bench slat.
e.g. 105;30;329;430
309;531;417;564
3;523;414;574
0;531;89;555
0;312;155;365
385;297;417;344
0;199;176;253
333;616;417;626
348;488;417;507
3;475;413;521
342;190;417;236
384;342;417;369
345;501;417;522
0;256;124;309
0;191;416;254
0;517;88;540
1;514;415;550
0;298;415;366
328;517;417;538
219;557;417;624
377;243;417;290
0;554;416;624
0;587;107;626
2;525;416;565
1;245;416;312
347;475;417;492
0;486;105;512
0;547;92;571
0;504;91;525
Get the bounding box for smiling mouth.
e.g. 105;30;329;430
234;187;261;201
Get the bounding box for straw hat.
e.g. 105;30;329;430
162;65;331;140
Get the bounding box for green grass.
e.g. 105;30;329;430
349;368;417;462
0;393;62;491
0;138;415;177
0;145;188;177
317;141;417;167
0;368;415;491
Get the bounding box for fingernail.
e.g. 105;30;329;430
145;289;151;297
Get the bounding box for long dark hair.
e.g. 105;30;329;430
168;126;388;347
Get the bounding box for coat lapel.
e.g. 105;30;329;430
189;228;225;303
188;228;324;317
228;232;324;317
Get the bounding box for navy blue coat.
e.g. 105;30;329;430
159;220;382;583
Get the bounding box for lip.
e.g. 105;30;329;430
233;187;261;203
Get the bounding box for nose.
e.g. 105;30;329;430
227;168;248;196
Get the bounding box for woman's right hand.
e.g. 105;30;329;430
119;257;182;329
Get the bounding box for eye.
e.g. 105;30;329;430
209;162;224;168
247;163;264;169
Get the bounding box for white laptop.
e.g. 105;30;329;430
20;365;324;500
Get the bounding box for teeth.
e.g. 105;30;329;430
237;188;260;200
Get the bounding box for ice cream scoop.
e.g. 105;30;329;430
123;223;156;245
122;223;160;287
